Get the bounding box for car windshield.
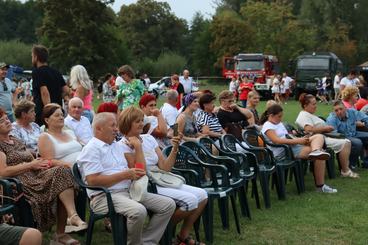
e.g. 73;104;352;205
236;60;264;71
297;58;329;69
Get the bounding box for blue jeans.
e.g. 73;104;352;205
348;131;368;167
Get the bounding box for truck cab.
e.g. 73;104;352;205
294;52;343;99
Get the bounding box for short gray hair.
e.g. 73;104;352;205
92;112;115;134
68;97;84;109
166;89;178;101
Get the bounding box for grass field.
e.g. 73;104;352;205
74;80;368;244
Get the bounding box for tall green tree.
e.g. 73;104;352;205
0;0;43;43
117;0;188;60
210;9;254;67
38;0;129;77
189;13;216;75
0;40;32;68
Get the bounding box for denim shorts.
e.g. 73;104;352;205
290;144;304;158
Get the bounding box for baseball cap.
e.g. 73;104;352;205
0;62;9;69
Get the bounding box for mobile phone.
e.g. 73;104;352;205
172;123;179;137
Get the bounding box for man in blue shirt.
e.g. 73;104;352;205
326;100;368;168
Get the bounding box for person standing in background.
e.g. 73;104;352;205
179;69;193;95
69;65;94;123
31;45;69;125
0;62;21;122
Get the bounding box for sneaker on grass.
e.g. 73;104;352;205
308;150;330;160
316;184;337;193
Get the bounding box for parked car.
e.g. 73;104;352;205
148;76;171;98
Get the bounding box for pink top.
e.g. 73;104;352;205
342;100;355;109
73;89;93;110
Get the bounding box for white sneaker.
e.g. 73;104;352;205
308;150;330;160
316;184;337;193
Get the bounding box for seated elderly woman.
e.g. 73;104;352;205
261;104;337;193
0;107;86;245
176;93;208;142
38;104;83;167
11;100;41;157
196;93;226;141
341;86;359;109
296;93;358;177
119;106;208;245
216;90;255;140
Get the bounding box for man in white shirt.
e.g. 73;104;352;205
179;69;193;95
64;97;93;145
340;70;358;91
161;89;179;127
77;113;175;245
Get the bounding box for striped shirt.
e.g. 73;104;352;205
196;111;223;134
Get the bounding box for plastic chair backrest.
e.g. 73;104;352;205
72;164;86;187
220;134;238;152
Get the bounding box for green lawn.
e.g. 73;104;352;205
72;80;368;244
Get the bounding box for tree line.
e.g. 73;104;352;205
0;0;367;79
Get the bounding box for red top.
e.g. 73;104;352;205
238;82;254;100
355;98;368;111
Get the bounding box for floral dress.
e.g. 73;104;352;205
0;137;74;231
116;79;145;110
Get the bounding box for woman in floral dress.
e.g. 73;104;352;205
116;65;145;111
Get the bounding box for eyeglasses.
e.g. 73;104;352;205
1;81;8;92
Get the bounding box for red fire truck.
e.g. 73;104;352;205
223;53;279;98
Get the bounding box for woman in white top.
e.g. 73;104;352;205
11;100;41;157
295;93;358;178
38;104;83;167
119;106;207;245
271;74;281;103
260;104;337;193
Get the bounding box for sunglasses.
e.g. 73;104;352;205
1;81;8;92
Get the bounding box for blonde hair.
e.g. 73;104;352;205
14;99;35;119
118;106;144;135
248;91;260;100
341;86;359;101
266;100;277;109
70;65;93;90
218;90;234;101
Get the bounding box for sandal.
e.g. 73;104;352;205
175;235;205;245
104;218;112;233
341;169;359;178
50;233;80;245
65;213;88;233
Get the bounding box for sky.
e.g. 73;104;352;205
110;0;216;23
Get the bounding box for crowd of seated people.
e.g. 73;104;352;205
3;62;368;245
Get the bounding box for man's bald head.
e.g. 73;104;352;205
92;112;118;144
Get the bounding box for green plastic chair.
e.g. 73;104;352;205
183;140;252;220
242;129;304;199
199;137;261;210
162;145;240;244
72;164;127;245
0;179;15;217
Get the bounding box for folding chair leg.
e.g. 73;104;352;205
203;198;214;243
230;194;241;234
238;186;251;219
251;178;261;209
218;197;229;230
259;172;271;208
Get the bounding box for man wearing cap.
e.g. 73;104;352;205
31;45;69;125
0;62;20;122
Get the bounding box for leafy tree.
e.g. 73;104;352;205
210;9;254;67
37;0;130;78
189;13;216;75
239;1;317;70
0;40;32;68
117;0;188;60
0;0;43;43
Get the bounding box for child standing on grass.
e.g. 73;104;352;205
229;76;239;101
238;75;254;107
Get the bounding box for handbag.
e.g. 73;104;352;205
147;166;186;189
129;175;148;201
